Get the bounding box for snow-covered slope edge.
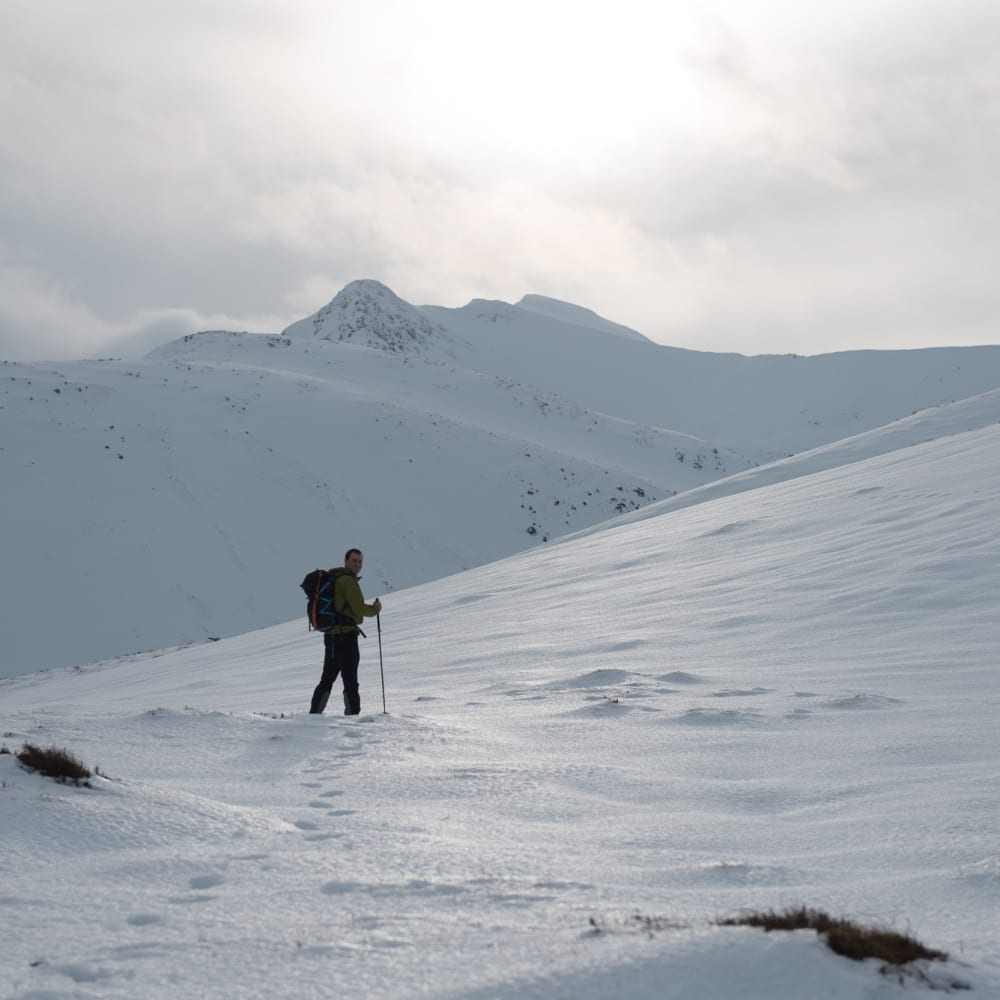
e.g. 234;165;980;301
2;417;997;998
564;386;1000;540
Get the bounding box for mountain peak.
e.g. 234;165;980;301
283;279;446;354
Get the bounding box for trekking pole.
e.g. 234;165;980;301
377;612;387;714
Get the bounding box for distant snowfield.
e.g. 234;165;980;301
5;279;1000;680
3;403;998;998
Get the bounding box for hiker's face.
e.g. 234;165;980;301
346;552;363;574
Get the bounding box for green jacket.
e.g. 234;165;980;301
330;568;379;635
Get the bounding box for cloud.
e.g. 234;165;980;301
1;1;999;361
0;261;111;361
543;2;1000;351
0;255;282;362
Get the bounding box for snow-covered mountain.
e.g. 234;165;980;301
283;279;451;354
3;392;998;998
3;278;1000;679
421;298;1000;461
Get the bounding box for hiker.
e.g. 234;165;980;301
308;548;382;715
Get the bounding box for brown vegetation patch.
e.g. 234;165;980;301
16;743;93;785
719;906;947;965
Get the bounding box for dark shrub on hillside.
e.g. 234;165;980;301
16;743;92;785
719;907;947;966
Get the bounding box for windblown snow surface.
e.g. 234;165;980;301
2;393;998;998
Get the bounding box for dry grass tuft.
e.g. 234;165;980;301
16;743;93;785
719;906;947;966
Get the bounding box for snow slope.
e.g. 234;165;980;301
2;396;998;998
0;334;738;679
568;385;1000;537
423;301;1000;461
4;278;1000;680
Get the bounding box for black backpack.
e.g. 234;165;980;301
300;568;356;632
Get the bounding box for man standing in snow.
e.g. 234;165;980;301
309;548;382;715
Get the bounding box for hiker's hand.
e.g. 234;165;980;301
373;598;382;613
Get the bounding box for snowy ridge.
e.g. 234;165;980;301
422;299;1000;462
515;293;651;342
145;329;294;359
2;412;998;998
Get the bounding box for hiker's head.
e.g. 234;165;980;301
344;548;363;574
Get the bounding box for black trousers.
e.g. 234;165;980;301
309;631;361;715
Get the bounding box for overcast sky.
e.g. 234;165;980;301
2;0;999;361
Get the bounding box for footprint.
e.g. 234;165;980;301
293;819;320;831
658;671;706;685
321;880;363;894
559;668;632;689
603;639;646;653
318;790;344;798
673;708;764;726
700;520;758;537
50;963;115;984
189;874;224;890
454;593;492;605
127;913;164;926
823;693;905;710
304;832;344;842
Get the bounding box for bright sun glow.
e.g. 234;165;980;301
308;1;714;166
